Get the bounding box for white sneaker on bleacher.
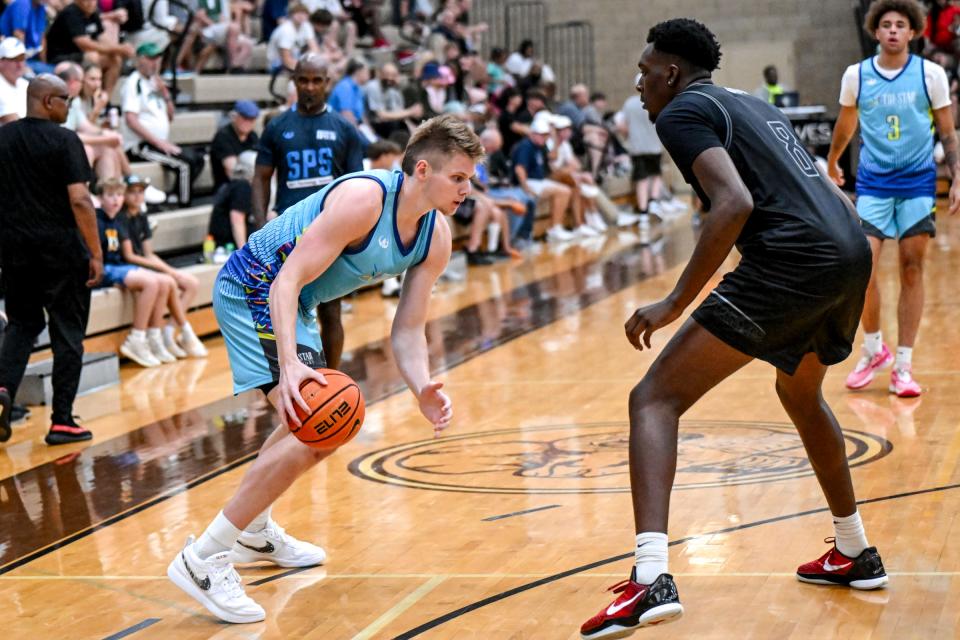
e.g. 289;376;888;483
586;212;608;232
167;536;265;624
547;225;575;242
144;185;167;205
148;332;177;363
616;211;642;227
120;335;161;368
178;325;208;358
575;224;601;238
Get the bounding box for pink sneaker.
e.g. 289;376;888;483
845;344;893;390
890;366;922;397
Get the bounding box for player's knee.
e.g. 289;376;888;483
898;253;924;284
628;379;664;418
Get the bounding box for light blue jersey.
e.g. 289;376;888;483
856;55;936;198
213;169;437;393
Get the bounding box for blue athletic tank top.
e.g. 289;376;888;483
856;55;936;198
222;169;436;316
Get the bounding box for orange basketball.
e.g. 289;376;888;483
289;369;365;449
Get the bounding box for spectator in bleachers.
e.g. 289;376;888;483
478;127;535;246
210;149;257;247
308;9;350;73
556;83;609;177
118;175;208;358
260;0;286;43
57;61;131;180
266;3;318;73
95;177;177;367
512;118;582;242
328;57;369;125
365;60;421;138
341;0;390;50
367;139;403;296
253;54;365;368
454;192;516;264
307;1;356;57
504;38;554;90
495;85;525;154
403;59;447;125
122;42;204;205
0;74;103;445
549;114;606;232
178;0;254;72
125;0;180;52
45;0;134;95
210;99;260;190
486;46;509;92
0;0;53;73
0;37;28;123
515;88;546;130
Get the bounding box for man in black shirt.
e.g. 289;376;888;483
45;0;133;94
0;75;103;446
210;100;260;191
580;20;886;640
210;150;256;248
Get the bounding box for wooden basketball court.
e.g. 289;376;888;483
3;212;960;639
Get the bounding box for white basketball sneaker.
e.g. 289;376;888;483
167;536;265;624
229;521;327;568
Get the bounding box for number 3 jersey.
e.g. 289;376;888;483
654;82;867;265
853;55;939;199
255;106;365;214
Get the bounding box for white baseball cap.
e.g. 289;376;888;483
552;114;572;129
0;37;26;60
530;118;552;135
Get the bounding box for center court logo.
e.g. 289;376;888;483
349;421;892;494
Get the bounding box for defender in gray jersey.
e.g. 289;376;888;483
581;20;886;640
166;115;484;624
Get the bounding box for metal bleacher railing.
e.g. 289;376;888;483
472;1;595;92
148;0;194;101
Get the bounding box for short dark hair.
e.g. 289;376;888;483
589;91;606;102
310;8;333;25
367;139;402;160
525;89;547;103
401;114;485;175
646;18;722;73
863;0;926;34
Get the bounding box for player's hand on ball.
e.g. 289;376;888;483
625;299;682;351
277;361;328;427
418;381;452;435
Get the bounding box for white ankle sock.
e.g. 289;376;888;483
895;346;913;370
244;505;272;533
130;329;146;342
833;511;869;558
147;327;162;340
196;511;242;558
163;324;176;340
634;532;669;585
864;331;882;357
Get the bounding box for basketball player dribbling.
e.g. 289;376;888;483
166;115;484;623
580;19;888;640
827;0;960;398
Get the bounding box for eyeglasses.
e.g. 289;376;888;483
53;94;74;105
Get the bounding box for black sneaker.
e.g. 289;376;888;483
0;387;11;443
464;250;494;266
45;419;93;445
580;570;684;639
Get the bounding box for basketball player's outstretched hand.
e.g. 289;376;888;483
418;381;452;436
277;361;328;427
625;299;682;351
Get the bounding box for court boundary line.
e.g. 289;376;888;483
352;576;446;640
392;480;960;638
483;504;562;521
101;618;161;640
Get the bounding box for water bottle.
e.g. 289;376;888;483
202;235;215;263
225;242;236;253
108;107;119;129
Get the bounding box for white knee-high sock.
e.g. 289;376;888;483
634;532;669;585
195;511;242;558
833;511;869;558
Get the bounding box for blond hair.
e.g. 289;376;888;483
401;114;485;175
98;177;126;194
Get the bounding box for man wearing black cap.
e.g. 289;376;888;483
210;99;260;191
0;74;103;445
122;42;204;205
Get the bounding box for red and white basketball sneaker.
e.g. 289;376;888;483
796;538;888;590
580;570;683;640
